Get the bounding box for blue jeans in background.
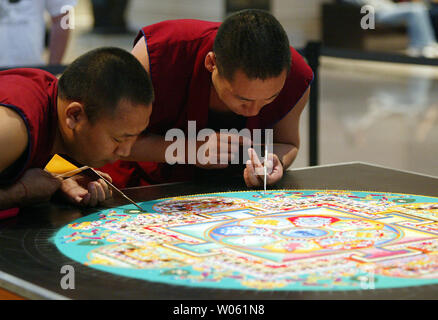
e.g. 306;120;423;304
376;2;437;49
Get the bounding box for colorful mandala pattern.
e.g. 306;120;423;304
54;190;438;291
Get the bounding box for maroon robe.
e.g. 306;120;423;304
0;68;58;216
100;19;314;187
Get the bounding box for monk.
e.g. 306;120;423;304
0;47;154;218
100;10;313;188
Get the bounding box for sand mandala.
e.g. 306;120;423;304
53;190;438;291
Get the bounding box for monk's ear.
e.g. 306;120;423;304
65;102;87;130
204;52;217;73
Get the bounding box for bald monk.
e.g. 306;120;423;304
0;47;154;218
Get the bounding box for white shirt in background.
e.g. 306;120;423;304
0;0;76;67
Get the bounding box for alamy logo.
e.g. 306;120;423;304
60;265;75;290
359;266;375;290
164;121;273;174
60;5;75;30
361;5;375;30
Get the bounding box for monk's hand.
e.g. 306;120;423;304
243;148;283;188
17;168;63;205
60;170;113;207
195;132;252;169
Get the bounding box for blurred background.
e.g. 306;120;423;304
1;0;437;177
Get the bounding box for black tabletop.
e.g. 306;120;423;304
1;162;437;300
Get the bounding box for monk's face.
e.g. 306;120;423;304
63;100;151;168
212;68;287;117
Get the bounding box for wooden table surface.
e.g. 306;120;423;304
0;288;23;300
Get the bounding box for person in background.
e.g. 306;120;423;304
423;0;438;40
341;0;438;57
0;0;76;67
91;0;131;34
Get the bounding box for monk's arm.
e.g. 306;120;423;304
126;87;311;166
125;134;177;163
0;107;29;208
272;87;310;169
131;36;151;73
129;39;175;162
0;183;26;209
124;132;209;165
